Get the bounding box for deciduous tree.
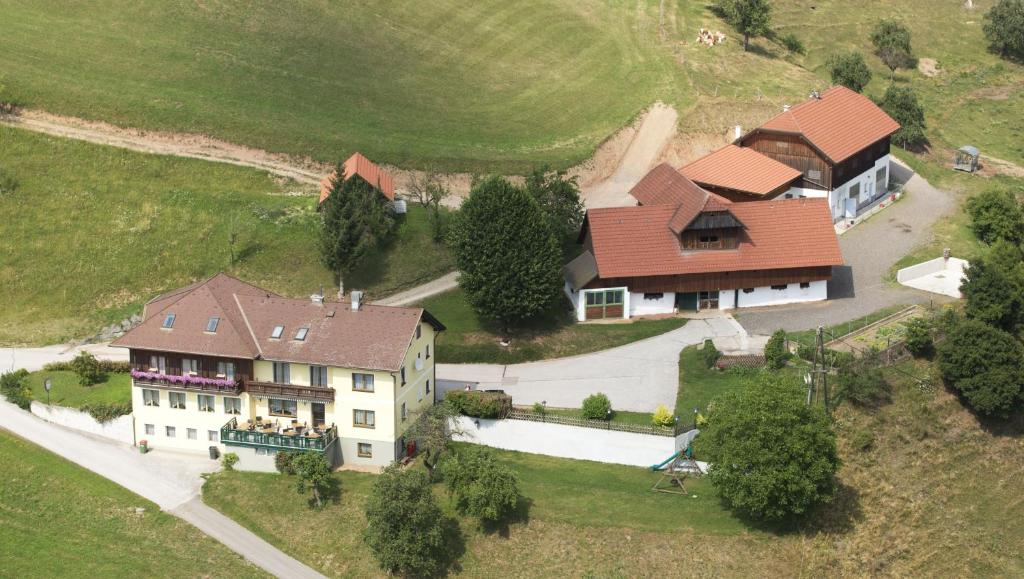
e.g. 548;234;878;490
827;51;872;93
879;85;926;149
960;239;1024;334
524;167;585;247
870;20;915;79
364;464;449;577
408;171;452;242
937;317;1024;417
983;0;1024;61
440;446;520;523
406;402;466;482
717;0;773;52
966;188;1024;245
293;451;333;509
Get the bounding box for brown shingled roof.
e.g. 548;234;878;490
318;152;396;205
755;86;900;163
681;144;802;196
114;274;442;372
585;197;843;279
628;163;710;206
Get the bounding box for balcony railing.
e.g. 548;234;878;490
220;417;338;452
131;370;243;394
244;381;335;402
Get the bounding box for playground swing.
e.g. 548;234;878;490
650;445;703;495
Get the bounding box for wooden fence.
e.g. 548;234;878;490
506;409;678;437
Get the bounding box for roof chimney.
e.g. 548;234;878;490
351;290;363;312
311;292;324;305
809;89;821;100
782;104;791;112
733;125;742;141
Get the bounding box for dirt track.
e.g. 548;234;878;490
1;104;682;208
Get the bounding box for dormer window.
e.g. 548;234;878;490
270;325;284;339
206;316;220;333
162;313;176;329
294;327;309;341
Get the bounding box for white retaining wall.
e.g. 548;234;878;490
30;401;134;444
452;416;681;468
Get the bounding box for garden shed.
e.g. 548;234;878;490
953;146;979;173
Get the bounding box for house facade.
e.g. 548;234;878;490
113;274;443;470
564;171;843;321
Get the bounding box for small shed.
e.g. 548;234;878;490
953;146;980;173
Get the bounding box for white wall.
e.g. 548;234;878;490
830;155;890;221
565;282;584;321
718;289;736;310
453;416;676;468
629;291;675;317
734;280;828;308
30;401;134;445
785;186;828;199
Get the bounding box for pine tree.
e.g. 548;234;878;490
319;166;395;292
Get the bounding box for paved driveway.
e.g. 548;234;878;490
438;316;745;412
738;161;958;334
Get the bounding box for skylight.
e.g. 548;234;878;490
294;327;309;341
271;325;284;339
162;313;175;329
206;316;220;333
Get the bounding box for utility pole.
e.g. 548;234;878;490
807;325;830;412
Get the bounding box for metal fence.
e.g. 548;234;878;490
506;409;678;437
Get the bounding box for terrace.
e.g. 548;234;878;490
220;417;338;453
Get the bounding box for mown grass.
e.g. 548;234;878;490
0;126;450;346
0;0;687;173
674;345;752;417
533;406;657;428
419;288;687;363
24;370;131;408
0;430;266;578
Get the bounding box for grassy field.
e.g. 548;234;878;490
204;359;1024;577
0;126;450;346
0;0;687;173
24;370;131;408
0;430;266;578
418;288;687;363
674;345;753;417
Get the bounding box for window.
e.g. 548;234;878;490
800;282;811;289
425;345;431;359
165;426;176;438
142;389;160;407
876;167;887;191
181;358;198;375
807;169;822;181
604;290;624;305
401;402;407;422
272;362;291;384
848;183;861;199
400;367;406;386
586;292;604;306
426;379;431;395
698;235;720;243
416;324;422;340
162;313;175;329
145;424;155;435
742;288;755;294
149;355;167;374
224;397;241;415
269;398;297;417
357;443;373;458
353;373;374;392
216;361;235;381
208;430;219;442
310;365;328;387
643;293;664;300
270;325;284;339
206;316;220;333
294;327;309;341
187;428;197;440
198;394;215;412
770;284;788;291
784;193;793;199
354;409;376;428
169;392;186;409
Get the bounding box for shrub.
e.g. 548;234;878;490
446;390;510;418
440;446;520;523
966;188;1024;245
983;0;1024;61
0;168;17;196
652;404;674;428
780;32;806;54
532;401;545;415
275;450;298;475
581;392;612;420
80;402;131;423
44;359;131;374
764;329;788;369
701;339;721;369
364;464;448;577
827;51;872;92
835;359;890;406
796;342;855;368
0;369;32;410
902;317;934;358
69;351;105;386
937;317;1024;417
221;452;239;471
851;429;875;451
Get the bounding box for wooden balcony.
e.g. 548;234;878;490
244;381;335;402
131;371;243;395
220;418;338;452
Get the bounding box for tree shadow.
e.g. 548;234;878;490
745;42;779;60
235;241;263;264
432;515;467;578
305;476;342;510
723;481;864;537
480;495;533;538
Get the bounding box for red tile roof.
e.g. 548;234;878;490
585;197;842;279
629;163;710;206
755;86;900;163
681;144;802;196
318;152;396;205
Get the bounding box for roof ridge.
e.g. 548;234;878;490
233;293;263;358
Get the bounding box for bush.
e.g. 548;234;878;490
835;359;890;406
966;188;1024;245
221;452;239;471
902;317;934;358
796;342;855;368
445;390;510;418
440;446;520;523
69;351;105;386
0;168;17;196
780;33;806;54
0;369;32;410
764;329;788;369
851;429;875;451
275;451;298;475
652;404;674;428
984;0;1024;61
532;401;545;415
701;339;721;369
364;464;448;577
80;402;131;423
581;392;612;420
937;317;1024;417
43;359;131;374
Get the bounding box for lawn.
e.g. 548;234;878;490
418;288;687;364
0;0;687;173
0;126;450;346
674;345;753;417
533;406;659;428
24;370;131;408
0;430;266;578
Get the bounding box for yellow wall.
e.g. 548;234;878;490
132;386;249;453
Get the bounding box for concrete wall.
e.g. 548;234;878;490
30;401;134;445
896;256;955;283
629;291;675;317
734;280;828;308
231;446;279;472
452;416;677;468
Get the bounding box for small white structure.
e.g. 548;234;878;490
897;252;969;298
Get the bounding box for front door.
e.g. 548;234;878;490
311;403;325;427
698;290;719;310
676;292;698;312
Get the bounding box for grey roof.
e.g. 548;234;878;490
959;145;980;156
563;251;599;291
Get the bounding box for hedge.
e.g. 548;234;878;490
43;359;131;374
446;390;511;418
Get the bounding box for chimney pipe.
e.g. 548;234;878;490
733;125;742;141
351;290;363;312
782;104;791;112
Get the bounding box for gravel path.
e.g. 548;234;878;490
737;160;958;334
372;271;459;306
